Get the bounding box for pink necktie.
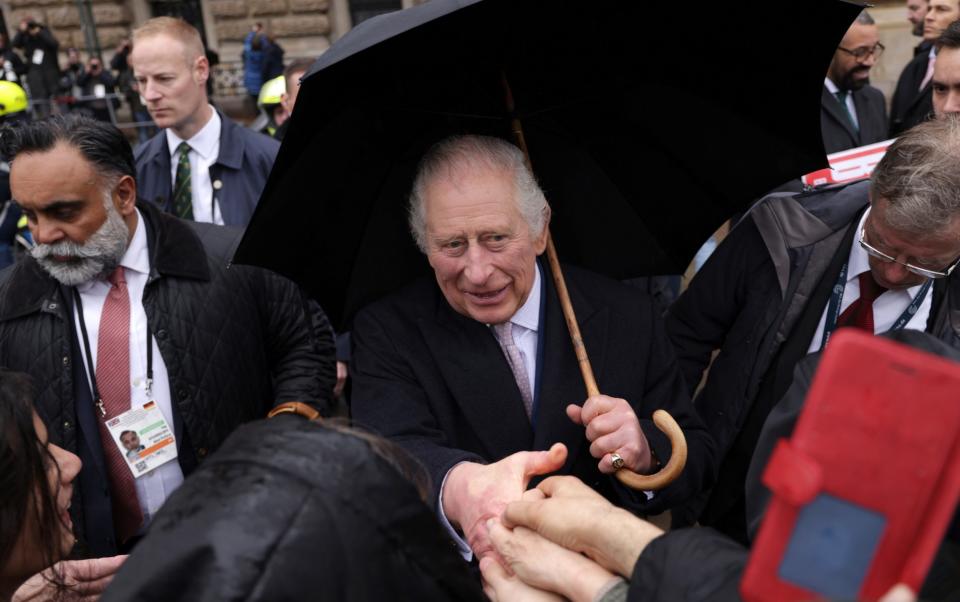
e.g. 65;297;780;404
920;53;936;91
94;267;143;543
493;322;534;418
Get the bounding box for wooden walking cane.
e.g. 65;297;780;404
501;75;687;491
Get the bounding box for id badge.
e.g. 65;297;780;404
31;49;43;65
93;83;105;98
105;401;178;477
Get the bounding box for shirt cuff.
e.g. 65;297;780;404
438;463;473;562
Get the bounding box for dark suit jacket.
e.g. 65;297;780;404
351;261;716;515
133;110;279;227
820;84;888;155
890;50;934;138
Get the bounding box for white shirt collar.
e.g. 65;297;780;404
165;106;220;161
510;261;541;332
824;77;840;94
121;208;150;276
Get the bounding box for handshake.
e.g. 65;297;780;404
479;474;663;602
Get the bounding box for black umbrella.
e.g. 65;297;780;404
233;0;862;488
234;0;861;332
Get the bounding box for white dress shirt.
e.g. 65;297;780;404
806;208;932;353
825;77;859;130
73;210;184;528
438;263;543;560
166;107;224;225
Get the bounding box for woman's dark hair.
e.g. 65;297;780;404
0;113;136;183
0;370;67;590
323;418;432;502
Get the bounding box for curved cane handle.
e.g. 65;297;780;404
614;409;687;491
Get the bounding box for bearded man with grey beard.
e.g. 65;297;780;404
30;186;129;286
0;114;336;559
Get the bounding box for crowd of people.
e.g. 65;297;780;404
1;3;960;601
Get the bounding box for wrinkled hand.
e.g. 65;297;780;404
13;556;127;602
479;556;565;602
503;475;663;578
488;519;618;602
333;361;349;398
442;443;567;559
567;394;651;474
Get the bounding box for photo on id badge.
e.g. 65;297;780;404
106;400;177;477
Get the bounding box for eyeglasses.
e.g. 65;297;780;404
859;226;960;279
837;42;885;61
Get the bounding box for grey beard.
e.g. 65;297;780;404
31;198;130;286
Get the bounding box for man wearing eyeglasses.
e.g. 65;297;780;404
665;118;960;544
821;10;888;155
892;0;960;136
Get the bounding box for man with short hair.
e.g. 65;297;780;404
891;0;960;136
351;135;715;560
0;114;335;557
908;0;931;51
666;117;960;544
821;10;888;154
932;20;960;116
274;58;312;142
130;17;279;227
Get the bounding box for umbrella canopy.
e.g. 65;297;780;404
234;0;864;331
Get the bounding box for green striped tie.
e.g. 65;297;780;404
173;142;194;220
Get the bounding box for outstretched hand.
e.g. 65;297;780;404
13;555;128;602
442;443;567;559
503;475;663;577
487;518;618;602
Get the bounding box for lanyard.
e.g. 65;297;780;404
819;261;931;351
73;287;153;418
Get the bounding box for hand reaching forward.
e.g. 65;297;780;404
442;443;567;559
13;555;127;602
503;475;663;577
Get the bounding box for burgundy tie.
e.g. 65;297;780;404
94;267;143;543
837;271;888;333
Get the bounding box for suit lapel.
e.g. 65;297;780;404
418;298;533;459
851;89;880;144
821;86;859;144
533;264;606;472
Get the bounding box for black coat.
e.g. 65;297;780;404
100;416;486;602
890;51;934;137
351;261;716;516
665;181;960;538
11;26;59;98
134;111;279;227
820;84;888;154
625;331;960;602
0;201;336;555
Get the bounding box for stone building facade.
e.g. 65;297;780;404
0;0;929;110
0;0;422;100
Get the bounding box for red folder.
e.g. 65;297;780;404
741;330;960;601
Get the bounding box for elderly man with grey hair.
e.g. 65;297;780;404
350;135;716;571
666;116;960;545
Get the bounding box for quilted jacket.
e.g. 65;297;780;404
0;200;335;549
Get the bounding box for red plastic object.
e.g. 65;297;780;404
741;330;960;601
